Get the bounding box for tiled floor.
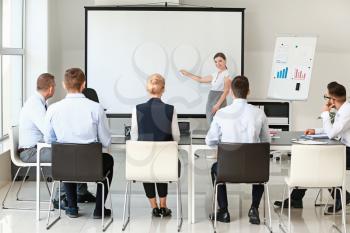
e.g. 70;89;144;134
0;147;348;233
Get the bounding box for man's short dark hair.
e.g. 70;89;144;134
328;81;346;101
37;73;55;91
231;75;249;99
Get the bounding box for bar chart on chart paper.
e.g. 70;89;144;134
276;67;288;79
294;68;306;80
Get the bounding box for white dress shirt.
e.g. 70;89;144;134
44;93;111;148
210;69;231;91
206;98;271;146
19;92;47;148
130;106;180;143
316;101;350;147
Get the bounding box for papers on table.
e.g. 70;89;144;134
293;140;329;145
301;133;329;139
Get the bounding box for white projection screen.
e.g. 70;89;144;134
85;7;244;117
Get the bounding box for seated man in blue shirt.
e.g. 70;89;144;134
44;68;114;218
18;73;95;208
19;73;56;163
206;75;270;225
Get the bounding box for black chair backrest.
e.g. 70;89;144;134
52;143;103;182
216;142;270;184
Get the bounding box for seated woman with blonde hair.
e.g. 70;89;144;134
130;73;180;217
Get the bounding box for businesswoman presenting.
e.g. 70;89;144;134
180;52;232;124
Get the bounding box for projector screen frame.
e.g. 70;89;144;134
85;6;245;118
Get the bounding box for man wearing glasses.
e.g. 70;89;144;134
274;81;350;213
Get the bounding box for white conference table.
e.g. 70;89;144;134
36;131;334;223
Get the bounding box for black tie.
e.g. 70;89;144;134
45;104;47;111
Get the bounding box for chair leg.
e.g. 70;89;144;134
263;184;266;223
122;181;131;231
280;185;287;216
101;182;105;231
16;167;30;201
323;188;334;214
331;188;347;233
176;182;179;231
2;166;54;210
2;167;22;209
178;180;183;232
279;187;292;233
14;167;51;203
211;180;216;219
314;188;327;207
46;181;61;230
334;188;337;216
175;181;183;232
278;184;288;233
107;177;114;219
102;177;113;232
288;188;292;233
212;183;220;233
264;183;273;233
340;188;347;233
128;182;131;221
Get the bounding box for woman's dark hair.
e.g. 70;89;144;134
82;88;100;103
327;81;346;101
213;52;226;61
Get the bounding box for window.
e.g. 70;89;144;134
0;0;24;137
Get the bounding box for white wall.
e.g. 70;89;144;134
25;0;48;98
42;0;350;131
48;0;94;104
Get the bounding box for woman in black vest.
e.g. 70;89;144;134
131;73;180;217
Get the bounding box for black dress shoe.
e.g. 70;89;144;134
152;208;161;217
326;190;350;213
93;208;112;219
77;192;96;203
53;197;68;210
248;206;260;225
65;207;79;218
326;199;342;213
160;207;172;217
209;209;230;223
274;199;303;209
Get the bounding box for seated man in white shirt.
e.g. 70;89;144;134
44;68;114;218
274;81;350;213
206;75;270;225
18;73;95;208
